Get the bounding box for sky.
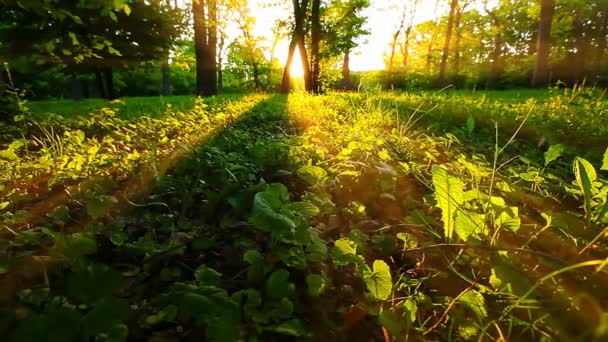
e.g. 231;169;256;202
246;0;449;71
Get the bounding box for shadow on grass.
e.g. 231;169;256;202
0;93;289;303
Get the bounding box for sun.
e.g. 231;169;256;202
289;46;305;77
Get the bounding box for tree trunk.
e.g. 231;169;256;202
96;68;115;99
253;62;261;90
453;9;463;75
218;35;225;92
207;0;218;95
281;39;297;93
531;0;555;88
485;6;502;89
193;0;208;96
388;8;406;89
310;0;321;94
570;10;584;85
402;28;412;67
438;0;458;86
161;0;172;96
341;49;351;90
281;0;311;93
69;74;83;100
597;5;608;85
161;62;170;96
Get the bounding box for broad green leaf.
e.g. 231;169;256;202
68;32;79;45
379;310;402;337
284;202;320;217
265;269;291;299
306;232;327;262
602;147;608;171
123;4;131;15
573;157;597;219
330;237;360;266
306;274;325;296
397;232;418;249
494;206;521;232
12;307;81;341
459;290;487;321
64;232;98;258
544;144;565;166
195;266;222;286
455;210;486;241
271;319;307;336
403;298;417;323
250;186;295;234
362;260;392;300
0;202;8;210
276;298;294;318
432;166;465;240
296;165;327;186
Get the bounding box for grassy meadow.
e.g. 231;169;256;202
1;89;608;341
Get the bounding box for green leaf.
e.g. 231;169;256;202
573;157;597;219
68;32;79;45
432;166;465;240
379;310;402;337
465;115;475;134
330;237;361;266
195;266;222;286
64;232;98;258
0;202;9;210
306;274;325;296
362;260;392;300
284;202;320;217
396;232;418;249
265;269;291;299
271;319;307;336
459;290;487;321
403;298;417;324
602;147;608;171
110;231;127;246
83;297;129;337
296;165;327;186
455;211;486;241
250;185;295;234
123;4;131;15
494;206;521;232
544;144;565;166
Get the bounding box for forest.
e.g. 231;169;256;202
1;0;608;341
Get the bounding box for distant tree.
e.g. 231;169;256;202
193;0;218;96
0;0;183;99
531;0;555;87
281;0;312;93
438;0;458;86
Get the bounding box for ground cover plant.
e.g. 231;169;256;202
1;89;608;341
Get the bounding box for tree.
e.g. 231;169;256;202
281;0;312;93
310;0;322;93
484;0;503;88
193;0;218;96
531;0;555;87
400;0;420;69
161;0;173;96
388;4;407;89
0;0;183;99
438;0;458;86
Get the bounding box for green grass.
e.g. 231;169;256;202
2;90;608;341
27;95;198;120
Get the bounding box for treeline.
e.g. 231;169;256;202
385;0;608;89
0;0;370;101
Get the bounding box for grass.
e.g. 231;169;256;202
1;89;607;341
27;95;198;120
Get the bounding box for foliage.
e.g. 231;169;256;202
1;90;608;341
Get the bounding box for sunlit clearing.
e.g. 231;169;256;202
289;46;305;77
